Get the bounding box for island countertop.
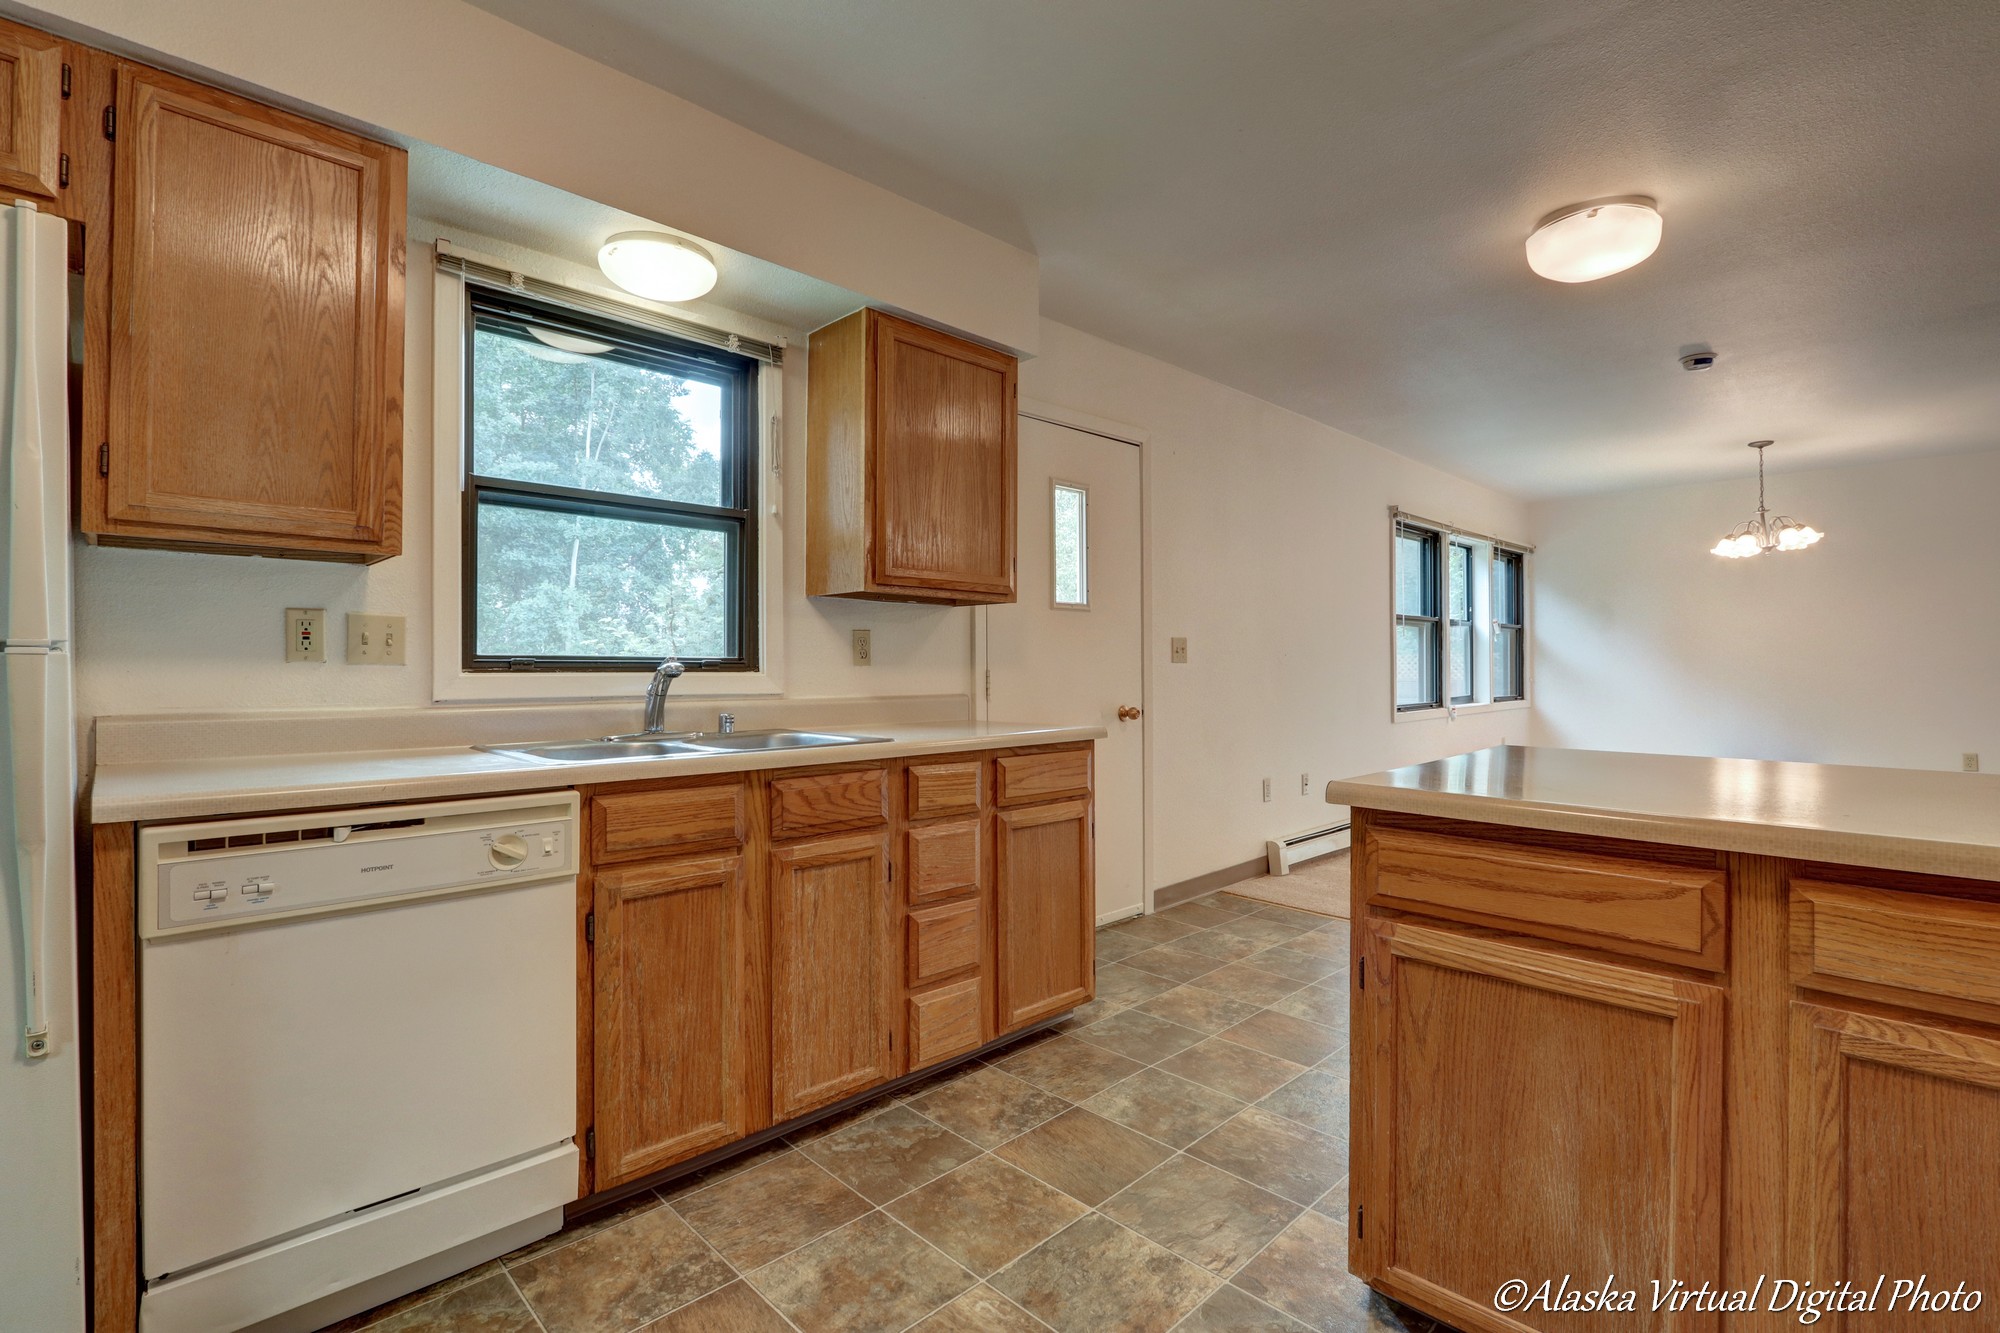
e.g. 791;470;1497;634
1326;744;2000;883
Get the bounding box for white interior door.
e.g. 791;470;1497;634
986;415;1145;922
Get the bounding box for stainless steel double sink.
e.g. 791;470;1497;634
477;730;891;766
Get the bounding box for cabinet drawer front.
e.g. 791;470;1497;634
908;900;982;985
593;783;746;859
908;977;983;1070
908;820;980;905
995;749;1092;807
1792;880;2000;1022
907;760;982;820
770;768;889;840
1366;824;1726;969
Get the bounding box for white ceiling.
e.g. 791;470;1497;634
464;0;2000;497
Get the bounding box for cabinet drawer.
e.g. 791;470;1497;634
1792;879;2000;1023
1366;824;1726;969
908;977;983;1070
593;782;746;859
995;749;1091;807
908;900;982;985
908;760;982;820
769;768;888;839
907;820;980;905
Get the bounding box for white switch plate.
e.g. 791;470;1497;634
1261;777;1272;802
1301;773;1310;795
1170;637;1188;664
284;608;325;663
347;613;407;665
853;628;872;666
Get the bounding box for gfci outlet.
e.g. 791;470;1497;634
347;613;407;665
1301;773;1310;795
284;608;325;663
852;628;872;666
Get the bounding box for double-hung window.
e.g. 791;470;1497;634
1392;516;1529;714
463;287;761;672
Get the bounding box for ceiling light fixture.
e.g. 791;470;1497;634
1710;441;1823;558
1525;196;1662;283
596;231;718;302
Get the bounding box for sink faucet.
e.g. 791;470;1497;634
718;712;736;734
641;657;685;734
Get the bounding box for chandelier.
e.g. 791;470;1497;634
1710;441;1823;559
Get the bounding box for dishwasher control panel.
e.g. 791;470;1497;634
138;792;580;938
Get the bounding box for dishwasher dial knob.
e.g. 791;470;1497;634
489;834;529;870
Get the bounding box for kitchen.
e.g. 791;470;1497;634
3;2;1997;1332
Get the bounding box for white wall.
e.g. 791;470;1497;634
1530;448;2000;771
1022;322;1533;890
15;0;1038;354
72;243;975;719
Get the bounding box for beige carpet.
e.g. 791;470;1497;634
1221;850;1350;918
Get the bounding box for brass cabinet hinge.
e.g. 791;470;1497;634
102;105;114;141
60;63;70;99
584;1127;594;1160
97;443;109;476
584;912;594;945
58;154;68;189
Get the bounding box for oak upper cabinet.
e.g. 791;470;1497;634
0;19;65;205
592;851;767;1188
807;308;1017;604
1788;1003;2000;1316
1353;921;1724;1333
994;788;1095;1031
88;62;406;561
769;822;897;1120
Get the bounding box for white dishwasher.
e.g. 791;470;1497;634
136;792;581;1333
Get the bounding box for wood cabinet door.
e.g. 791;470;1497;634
1355;921;1724;1333
1790;1003;2000;1324
994;799;1094;1030
0;21;62;201
104;64;405;558
593;853;766;1187
769;831;896;1120
869;311;1016;597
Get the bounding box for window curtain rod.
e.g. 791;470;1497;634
1388;505;1535;554
433;239;786;366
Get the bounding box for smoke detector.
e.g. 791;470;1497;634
1680;351;1718;372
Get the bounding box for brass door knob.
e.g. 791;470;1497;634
1117;705;1142;721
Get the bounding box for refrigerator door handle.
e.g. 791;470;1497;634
6;200;55;648
4;649;51;1056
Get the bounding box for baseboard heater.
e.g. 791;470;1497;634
1265;822;1351;876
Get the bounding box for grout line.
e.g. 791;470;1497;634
500;1266;551;1333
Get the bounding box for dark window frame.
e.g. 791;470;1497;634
1447;539;1476;706
460;285;762;674
1493;547;1527;702
1394;523;1443;712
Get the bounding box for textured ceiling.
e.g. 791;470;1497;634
464;0;2000;497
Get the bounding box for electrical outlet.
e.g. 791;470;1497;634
284;608;325;663
852;628;872;666
1261;777;1272;803
1965;753;1981;773
1170;637;1188;664
1301;773;1310;795
347;613;407;665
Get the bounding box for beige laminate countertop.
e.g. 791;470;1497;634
90;722;1104;824
1326;744;2000;883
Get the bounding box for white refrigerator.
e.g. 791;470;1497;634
0;199;87;1330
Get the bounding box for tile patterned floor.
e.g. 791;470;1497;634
327;892;1448;1333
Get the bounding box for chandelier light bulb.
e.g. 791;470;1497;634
1709;441;1824;559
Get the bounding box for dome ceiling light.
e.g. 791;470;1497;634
1711;441;1824;558
596;231;719;302
1525;196;1663;283
523;327;614;364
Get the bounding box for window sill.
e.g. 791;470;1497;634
1391;697;1531;725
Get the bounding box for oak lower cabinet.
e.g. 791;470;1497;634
591;852;766;1188
1353;918;1725;1333
994;796;1095;1029
769;829;898;1119
1788;1003;2000;1318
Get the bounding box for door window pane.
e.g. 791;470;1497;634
1053;483;1088;606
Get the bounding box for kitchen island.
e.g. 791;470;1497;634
1327;746;2000;1333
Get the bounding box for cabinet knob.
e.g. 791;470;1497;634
1117;705;1142;722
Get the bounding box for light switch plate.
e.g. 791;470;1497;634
347;613;407;665
284;608;325;663
1170;637;1188;664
